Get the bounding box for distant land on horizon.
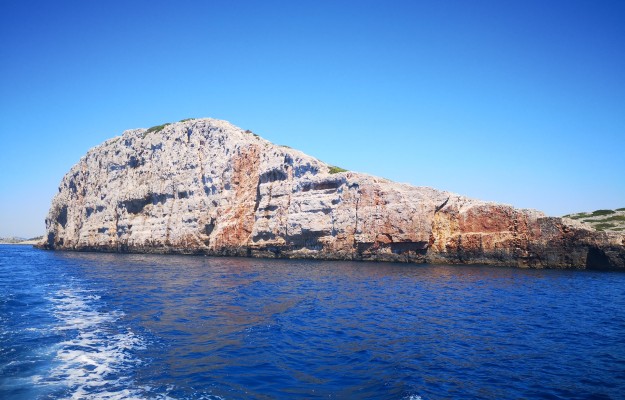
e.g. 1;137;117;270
0;236;44;245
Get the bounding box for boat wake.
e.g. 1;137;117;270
34;286;154;399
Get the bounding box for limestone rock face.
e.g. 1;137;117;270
42;118;625;269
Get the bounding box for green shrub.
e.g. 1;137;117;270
604;215;625;222
146;123;171;134
591;209;615;216
594;222;616;231
142;123;171;138
329;166;348;174
179;118;195;122
616;207;625;211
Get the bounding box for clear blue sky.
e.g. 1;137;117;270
1;0;624;238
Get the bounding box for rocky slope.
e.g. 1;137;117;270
41;118;625;269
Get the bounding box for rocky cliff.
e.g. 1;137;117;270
42;118;625;269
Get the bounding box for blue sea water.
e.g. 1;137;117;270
1;245;624;399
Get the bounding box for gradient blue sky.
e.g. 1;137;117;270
1;0;624;237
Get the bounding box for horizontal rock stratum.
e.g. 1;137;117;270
42;118;625;269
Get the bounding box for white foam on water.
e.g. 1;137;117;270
36;286;156;399
27;285;223;400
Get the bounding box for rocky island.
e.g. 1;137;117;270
41;118;625;269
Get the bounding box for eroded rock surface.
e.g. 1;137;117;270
42;118;625;269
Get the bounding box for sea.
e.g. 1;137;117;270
1;245;624;399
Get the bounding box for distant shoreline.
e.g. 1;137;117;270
0;240;41;245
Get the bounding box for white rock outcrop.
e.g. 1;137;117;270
42;118;625;269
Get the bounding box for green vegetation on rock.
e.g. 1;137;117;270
146;123;171;134
564;213;587;219
329;166;348;174
565;207;625;232
591;209;615;216
142;123;171;139
594;222;617;231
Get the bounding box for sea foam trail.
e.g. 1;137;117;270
36;286;152;399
